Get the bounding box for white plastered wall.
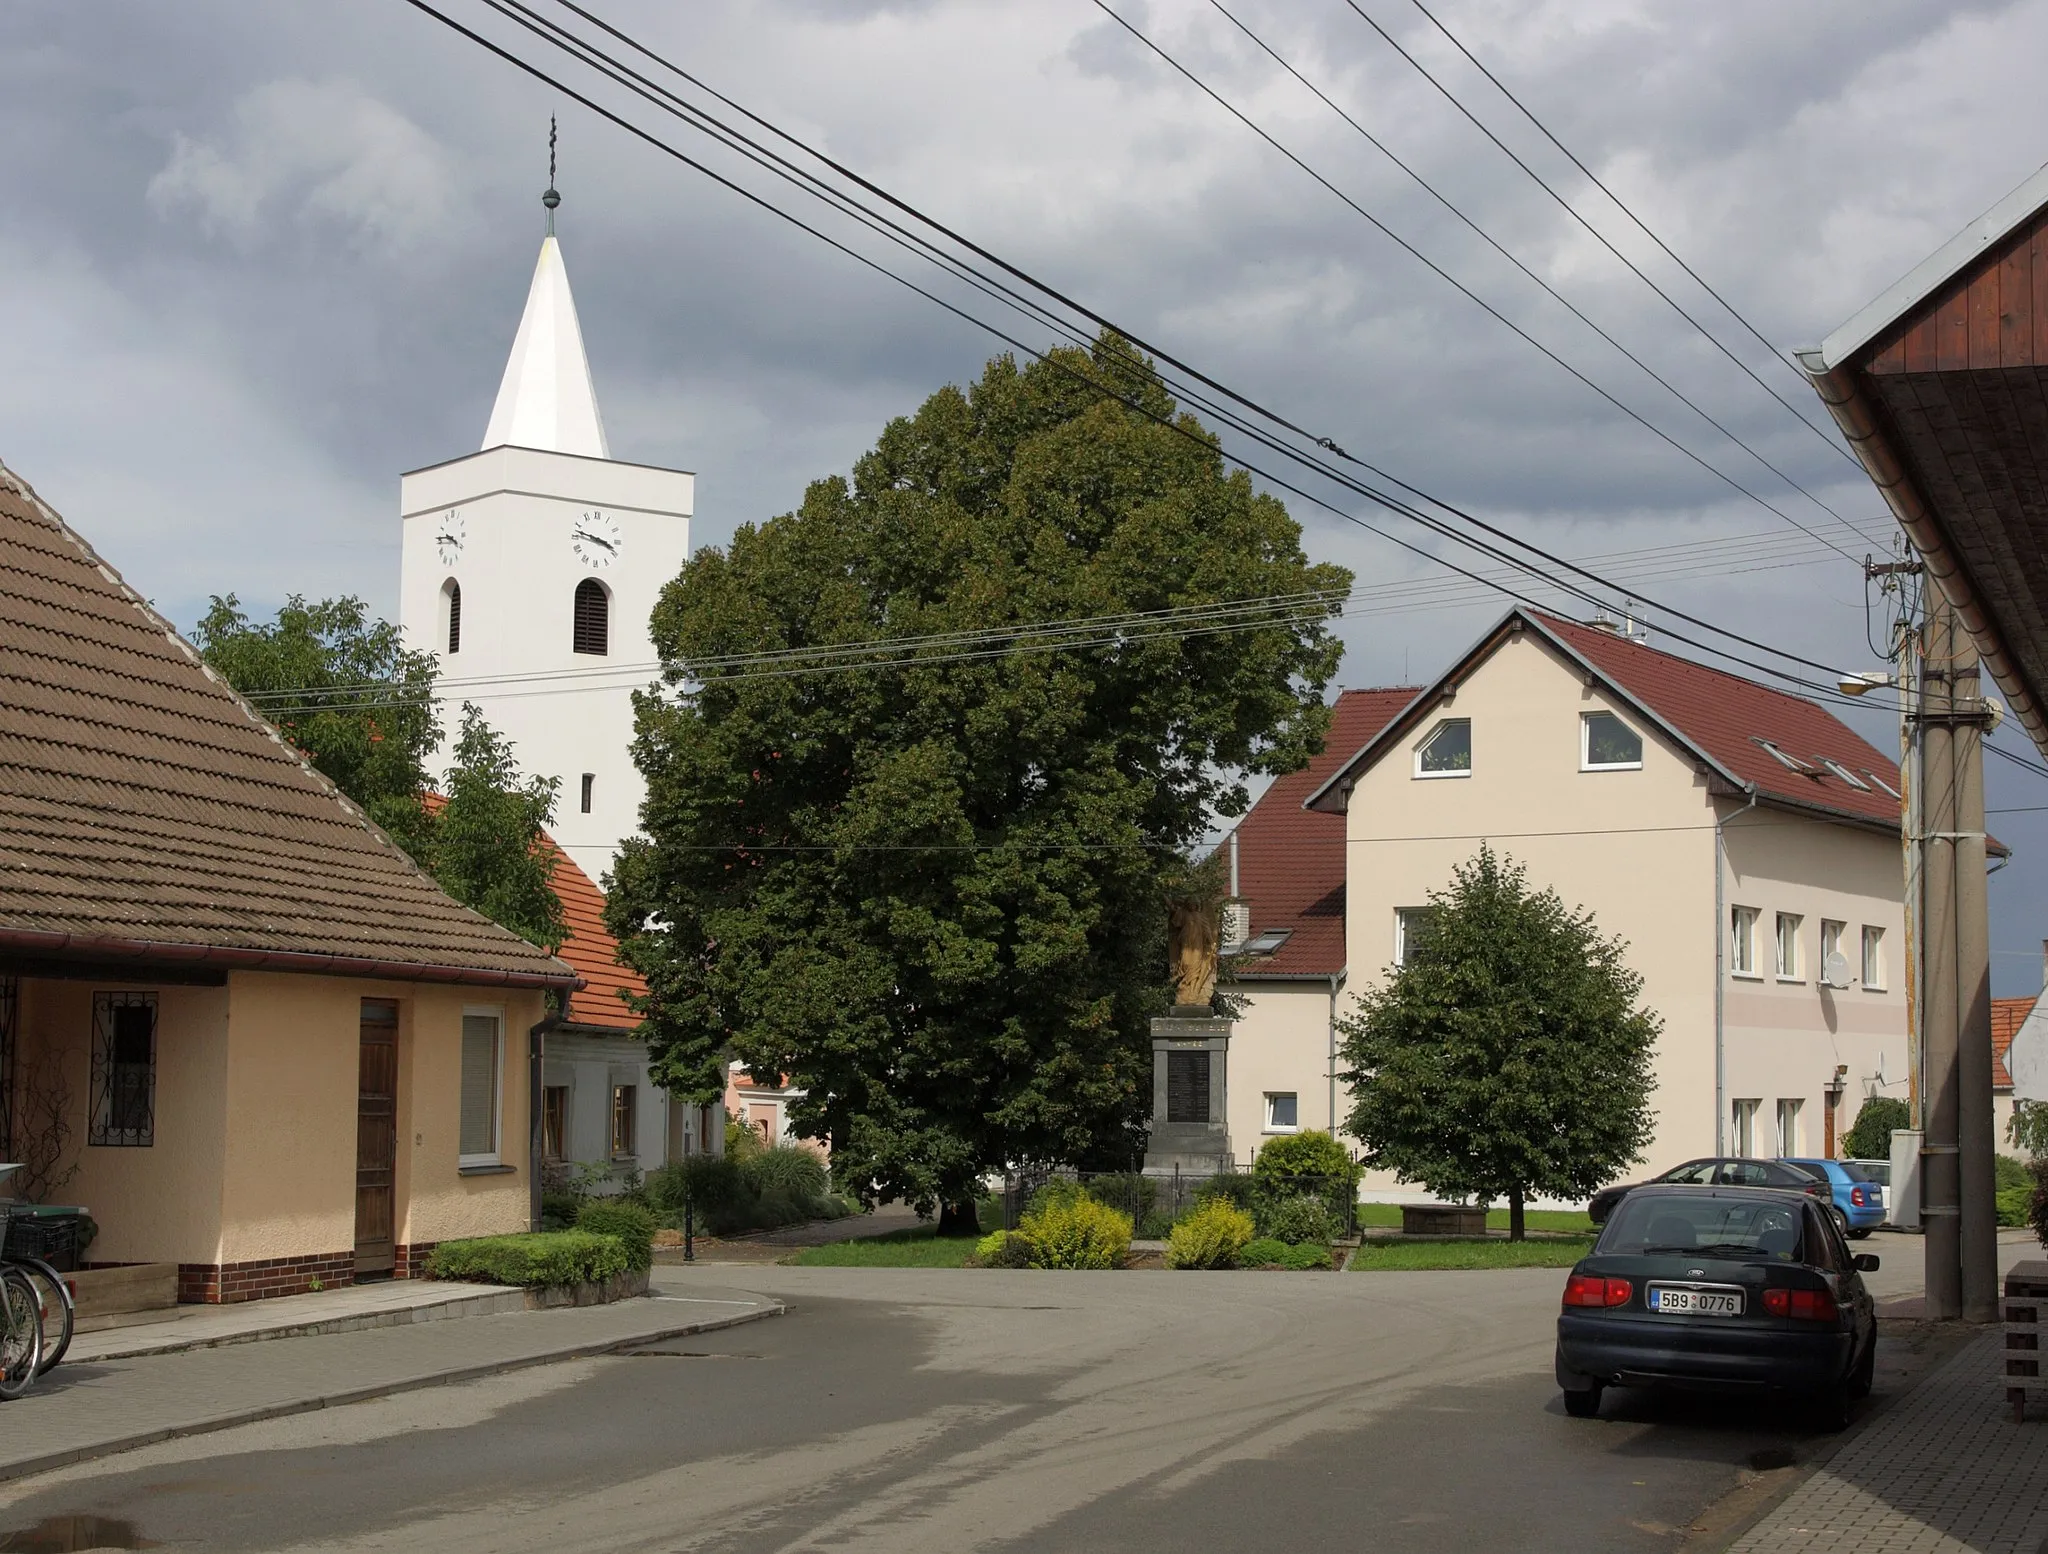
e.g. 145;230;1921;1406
1226;978;1342;1167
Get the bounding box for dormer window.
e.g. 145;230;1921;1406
1581;711;1643;770
1415;718;1471;778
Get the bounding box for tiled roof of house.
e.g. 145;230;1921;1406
542;834;645;1031
1227;688;1419;979
1308;608;1908;834
1533;614;1903;827
0;461;576;988
1993;995;2032;1090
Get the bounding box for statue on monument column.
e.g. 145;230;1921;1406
1168;897;1220;1012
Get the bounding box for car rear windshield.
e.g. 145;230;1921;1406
1599;1194;1807;1262
1836;1162;1874;1184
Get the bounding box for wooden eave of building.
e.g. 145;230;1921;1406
1800;168;2048;763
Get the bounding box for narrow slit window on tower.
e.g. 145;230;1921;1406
573;578;609;656
443;579;462;655
580;773;594;814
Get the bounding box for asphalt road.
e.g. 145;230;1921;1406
0;1257;1965;1554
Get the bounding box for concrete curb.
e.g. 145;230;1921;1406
0;1298;784;1485
75;1288;532;1363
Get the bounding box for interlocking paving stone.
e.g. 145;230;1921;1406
1730;1333;2048;1554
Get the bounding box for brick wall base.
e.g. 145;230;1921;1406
177;1242;446;1304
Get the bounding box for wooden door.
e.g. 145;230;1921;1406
354;1000;399;1278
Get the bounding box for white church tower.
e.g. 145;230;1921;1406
398;179;692;880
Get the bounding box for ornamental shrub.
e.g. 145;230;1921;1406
1020;1195;1132;1270
746;1142;830;1200
2029;1156;2048;1248
1166;1198;1254;1269
1843;1096;1910;1161
1282;1242;1335;1270
1026;1179;1092;1219
1997;1186;2033;1229
647;1155;746;1217
1192;1173;1260;1213
576;1199;656;1271
427;1230;628;1287
1085;1172;1156;1225
1252;1131;1357;1195
1240;1237;1290;1268
1995;1153;2031;1194
1260;1192;1335;1246
973;1229;1036;1268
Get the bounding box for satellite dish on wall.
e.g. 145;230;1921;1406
1823;952;1853;991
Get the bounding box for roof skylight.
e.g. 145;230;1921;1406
1822;759;1870;790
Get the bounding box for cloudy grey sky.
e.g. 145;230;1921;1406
7;0;2048;992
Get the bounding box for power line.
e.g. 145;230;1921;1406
1205;0;1884;550
1345;0;1863;474
1403;0;1840;441
398;0;1872;708
1095;1;1869;567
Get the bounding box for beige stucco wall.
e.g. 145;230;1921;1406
12;977;232;1266
1226;978;1341;1166
6;970;541;1267
1718;814;1908;1165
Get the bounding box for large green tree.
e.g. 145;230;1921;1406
608;333;1351;1225
1339;846;1658;1238
193;594;440;857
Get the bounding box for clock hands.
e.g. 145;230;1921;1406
573;527;617;553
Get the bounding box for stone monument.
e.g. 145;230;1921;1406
1143;897;1233;1175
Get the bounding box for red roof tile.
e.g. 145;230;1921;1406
1532;614;1902;827
541;834;646;1032
1228;688;1418;979
1993;995;2032;1090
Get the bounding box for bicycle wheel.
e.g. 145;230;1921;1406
15;1258;73;1373
0;1267;44;1400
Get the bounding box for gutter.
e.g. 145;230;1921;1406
1799;353;2048;761
1715;784;1760;1153
0;926;582;992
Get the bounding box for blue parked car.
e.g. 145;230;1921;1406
1782;1158;1884;1239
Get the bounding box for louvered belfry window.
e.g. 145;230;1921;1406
444;580;462;654
573;579;609;656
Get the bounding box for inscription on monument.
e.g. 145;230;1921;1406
1166;1050;1211;1123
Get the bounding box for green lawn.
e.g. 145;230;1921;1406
1347;1236;1593;1271
784;1227;982;1268
1352;1203;1596;1236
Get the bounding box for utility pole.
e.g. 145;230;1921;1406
1916;585;1998;1323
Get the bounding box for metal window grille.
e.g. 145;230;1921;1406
0;976;16;1158
573;579;609;656
90;991;156;1147
445;580;461;654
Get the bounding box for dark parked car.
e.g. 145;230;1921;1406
1555;1186;1879;1427
1586;1157;1831;1224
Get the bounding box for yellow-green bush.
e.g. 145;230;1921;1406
1019;1194;1132;1269
1166;1198;1255;1269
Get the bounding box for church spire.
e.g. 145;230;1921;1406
481;120;609;459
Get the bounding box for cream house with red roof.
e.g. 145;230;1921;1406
1227;607;1920;1189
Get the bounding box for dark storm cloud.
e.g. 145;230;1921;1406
5;0;2048;985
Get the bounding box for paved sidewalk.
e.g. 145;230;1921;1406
1729;1331;2048;1554
70;1278;528;1364
0;1276;779;1484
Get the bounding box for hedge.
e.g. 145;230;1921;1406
427;1230;629;1288
576;1200;656;1271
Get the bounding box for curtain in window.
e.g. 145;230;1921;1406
460;1015;500;1157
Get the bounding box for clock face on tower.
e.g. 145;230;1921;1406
434;509;465;566
572;509;622;569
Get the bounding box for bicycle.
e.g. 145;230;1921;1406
0;1265;41;1400
0;1169;76;1383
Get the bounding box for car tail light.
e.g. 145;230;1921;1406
1804;1181;1828;1198
1563;1273;1633;1308
1850;1186;1868;1207
1763;1286;1839;1321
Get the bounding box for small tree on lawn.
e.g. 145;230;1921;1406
1843;1094;1910;1162
1338;845;1657;1239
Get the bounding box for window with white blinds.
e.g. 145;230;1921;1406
459;1012;502;1163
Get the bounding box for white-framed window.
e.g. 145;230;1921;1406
1581;711;1643;770
1863;769;1902;800
1861;925;1886;990
1775;912;1803;981
1729;906;1759;977
1775;1098;1803;1157
459;1008;505;1166
1394;907;1435;967
1414;718;1471;778
1731;1098;1760;1156
1822;759;1869;791
1820;919;1846;982
612;1084;638;1158
1264;1093;1299;1133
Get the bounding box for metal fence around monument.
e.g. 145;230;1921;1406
998;1166;1358;1240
